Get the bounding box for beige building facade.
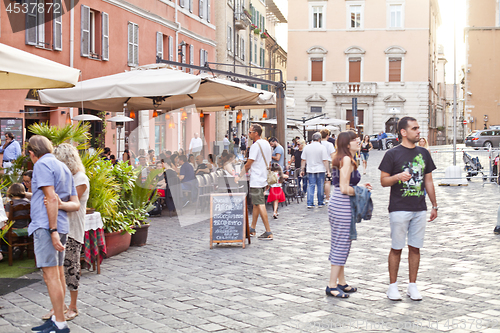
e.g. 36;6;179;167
465;0;500;132
287;0;444;144
213;0;287;145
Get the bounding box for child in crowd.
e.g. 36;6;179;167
267;163;288;219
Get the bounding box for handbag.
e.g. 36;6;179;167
256;141;278;185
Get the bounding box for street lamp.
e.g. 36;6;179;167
484;115;489;129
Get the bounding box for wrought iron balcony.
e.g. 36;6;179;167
332;82;378;96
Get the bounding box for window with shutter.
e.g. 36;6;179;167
241;37;245;61
199;0;204;18
200;48;205;66
102;12;109;60
37;1;45;47
227;26;231;51
190;45;194;73
388;58;401;82
53;0;62;51
207;0;210;22
168;36;173;61
311;58;323;81
133;24;139;65
81;5;90;57
179;0;185;8
189;0;193;13
25;0;37;45
156;32;163;60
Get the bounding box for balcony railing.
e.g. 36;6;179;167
235;12;251;30
332;82;378;96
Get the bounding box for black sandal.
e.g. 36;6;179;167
338;284;357;293
325;286;349;298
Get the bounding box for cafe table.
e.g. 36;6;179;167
83;211;107;274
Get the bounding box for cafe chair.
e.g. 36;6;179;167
6;201;34;266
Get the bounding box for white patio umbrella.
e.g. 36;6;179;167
72;114;102;121
38;65;290;112
38;66;202;112
0;43;80;89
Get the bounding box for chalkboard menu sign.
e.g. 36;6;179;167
210;193;250;249
0;118;23;146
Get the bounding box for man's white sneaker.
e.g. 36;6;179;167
387;283;402;301
406;283;422;301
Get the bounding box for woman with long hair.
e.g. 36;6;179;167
326;131;370;298
360;135;373;175
418;137;429;150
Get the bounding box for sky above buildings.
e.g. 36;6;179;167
273;0;466;84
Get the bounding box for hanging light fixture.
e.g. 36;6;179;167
168;118;175;128
236;110;242;123
262;110;268;119
65;111;71;125
181;110;188;120
165;113;170;120
199;110;204;118
129;108;136;119
224;105;230;110
152;110;158;118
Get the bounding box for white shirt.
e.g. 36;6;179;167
189;137;203;153
248;139;272;188
223;137;230;149
301;141;329;173
321;140;335;161
68;171;90;244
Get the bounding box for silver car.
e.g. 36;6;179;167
465;130;500;149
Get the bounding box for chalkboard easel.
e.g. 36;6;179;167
210;193;251;249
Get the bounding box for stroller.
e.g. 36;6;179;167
463;151;486;181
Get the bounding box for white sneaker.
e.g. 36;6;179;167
406;283;422;301
387;282;402;301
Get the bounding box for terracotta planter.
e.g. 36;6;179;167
130;224;150;247
104;230;131;258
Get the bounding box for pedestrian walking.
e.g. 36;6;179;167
223;135;230;151
381;131;388;150
45;143;90;322
300;132;330;208
379;116;438;301
269;137;285;170
233;134;240;156
326;131;369;298
240;134;247;157
240;124;273;240
189;133;203;157
291;139;307;197
321;129;336;203
267;163;287;219
360;135;373;175
0;132;22;172
377;132;383;150
27;135;81;333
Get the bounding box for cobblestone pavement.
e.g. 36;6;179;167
2;149;500;333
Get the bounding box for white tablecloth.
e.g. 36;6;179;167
84;212;103;231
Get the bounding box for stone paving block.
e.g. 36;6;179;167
197;323;227;332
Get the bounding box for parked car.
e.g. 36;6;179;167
369;133;400;150
465;129;500;149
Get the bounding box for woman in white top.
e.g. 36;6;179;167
47;143;90;321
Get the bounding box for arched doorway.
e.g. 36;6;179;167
385;117;399;134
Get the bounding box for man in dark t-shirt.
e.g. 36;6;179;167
379;117;438;302
179;155;195;183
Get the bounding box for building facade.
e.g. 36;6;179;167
464;0;500;132
0;0;216;157
212;0;287;147
286;0;445;144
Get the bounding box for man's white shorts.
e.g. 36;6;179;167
389;210;427;249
